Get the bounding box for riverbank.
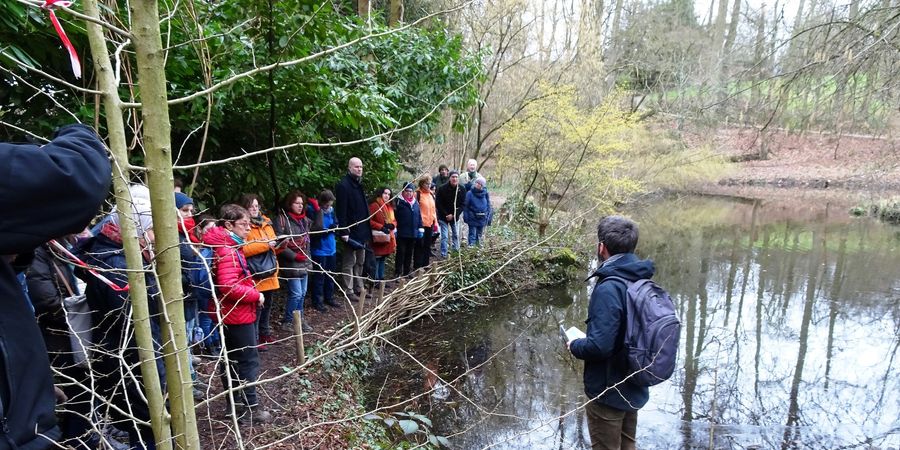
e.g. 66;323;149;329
195;231;580;449
679;125;900;194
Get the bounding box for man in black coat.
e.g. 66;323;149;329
333;157;371;301
435;171;466;258
0;124;111;450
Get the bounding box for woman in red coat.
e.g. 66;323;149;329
368;187;397;280
203;204;272;424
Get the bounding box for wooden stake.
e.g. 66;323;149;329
292;310;305;365
358;286;367;313
376;281;385;305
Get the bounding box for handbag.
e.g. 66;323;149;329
371;230;391;243
246;249;278;280
52;263;92;366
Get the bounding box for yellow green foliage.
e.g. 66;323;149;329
624;126;730;190
497;83;640;233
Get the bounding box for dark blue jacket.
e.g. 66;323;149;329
463;188;492;227
334;173;371;243
394;198;422;239
570;253;655;412
0;124;110;450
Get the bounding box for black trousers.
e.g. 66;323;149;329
413;227;433;269
395;237;416;276
220;323;260;407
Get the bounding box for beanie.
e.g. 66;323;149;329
174;192;193;209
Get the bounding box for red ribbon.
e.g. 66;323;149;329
50;240;130;293
42;0;82;79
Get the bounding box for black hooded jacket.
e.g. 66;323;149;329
435;182;466;223
570;253;655;412
0;124;111;449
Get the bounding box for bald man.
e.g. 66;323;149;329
333;157;371;301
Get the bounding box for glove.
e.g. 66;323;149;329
308;198;320;211
384;223;395;231
432;223;438;233
295;253;308;262
381;226;391;234
329;223;339;229
258;292;265;307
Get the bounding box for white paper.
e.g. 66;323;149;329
565;326;586;342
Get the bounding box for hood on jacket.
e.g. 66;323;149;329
202;226;237;247
591;253;655;283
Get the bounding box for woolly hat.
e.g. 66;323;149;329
474;176;487;188
110;184;153;237
448;170;459;177
402;182;416;191
174;192;193;209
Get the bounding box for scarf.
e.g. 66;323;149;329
288;210;306;222
228;231;245;245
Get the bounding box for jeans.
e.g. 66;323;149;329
220;323;260;407
585;401;637;450
341;246;366;293
198;308;219;352
311;254;336;306
282;274;308;324
395;238;415;276
468;225;485;246
374;257;386;280
439;219;460;257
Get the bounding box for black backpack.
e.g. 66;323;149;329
605;276;681;387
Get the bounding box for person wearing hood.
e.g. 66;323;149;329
0;123;110;450
568;216;654;450
174;191;205;398
76;184;163;449
238;194;281;346
393;183;422;277
334;157;371;302
463;177;492;246
203;204;272;424
274;191;313;332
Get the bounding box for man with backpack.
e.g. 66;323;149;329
568;215;679;450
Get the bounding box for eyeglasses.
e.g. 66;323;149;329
232;220;251;227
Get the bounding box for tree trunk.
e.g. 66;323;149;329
358;0;371;19
723;0;741;51
389;0;403;26
131;0;200;448
82;1;173;448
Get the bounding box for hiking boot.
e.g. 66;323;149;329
281;322;294;332
257;342;268;352
259;334;277;345
325;299;341;308
301;322;313;333
313;304;327;313
236;405;274;425
347;293;360;303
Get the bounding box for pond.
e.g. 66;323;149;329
366;194;900;449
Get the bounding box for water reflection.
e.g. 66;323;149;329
367;195;900;449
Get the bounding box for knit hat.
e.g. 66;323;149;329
403;182;416;191
174;192;193;209
474;176;487;188
448;170;459;177
111;184;153;237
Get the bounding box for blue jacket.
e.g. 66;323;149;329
0;124;110;449
334;173;372;243
394;197;422;239
311;208;337;257
570;253;655;412
463;188;492;227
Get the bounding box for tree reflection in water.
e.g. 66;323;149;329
367;195;900;449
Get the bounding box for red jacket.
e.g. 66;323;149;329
369;199;397;257
203;226;261;325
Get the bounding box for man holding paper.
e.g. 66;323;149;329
568;216;655;450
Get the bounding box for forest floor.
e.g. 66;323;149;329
682;125;900;195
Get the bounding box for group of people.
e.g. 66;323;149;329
1;122;497;450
